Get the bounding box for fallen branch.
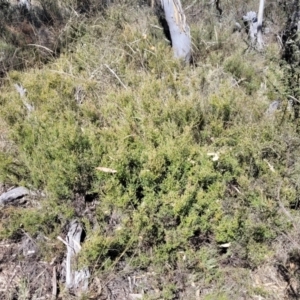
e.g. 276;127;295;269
27;44;54;53
104;64;127;90
288;95;300;104
52;266;57;300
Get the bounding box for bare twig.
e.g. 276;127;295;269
27;44;54;53
288;95;300;104
231;78;246;87
185;0;197;11
95;167;117;173
104;64;127;90
150;24;163;30
232;186;243;195
57;236;69;247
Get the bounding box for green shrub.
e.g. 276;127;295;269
0;2;298;298
224;56;261;94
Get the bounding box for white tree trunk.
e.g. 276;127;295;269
243;0;265;50
257;0;265;50
160;0;191;63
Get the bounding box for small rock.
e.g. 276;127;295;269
265;100;281;115
0;187;29;205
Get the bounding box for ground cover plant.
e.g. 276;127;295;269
0;0;300;299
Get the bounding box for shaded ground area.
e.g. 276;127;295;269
0;233;297;299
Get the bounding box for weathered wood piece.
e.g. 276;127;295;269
160;0;191;62
0;187;29;205
243;0;265;50
14;83;34;112
52;266;57;300
14;83;27;98
243;11;258;46
64;220;90;294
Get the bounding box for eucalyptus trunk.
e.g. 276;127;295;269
160;0;191;63
257;0;265;50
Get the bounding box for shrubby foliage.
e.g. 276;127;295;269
0;0;300;299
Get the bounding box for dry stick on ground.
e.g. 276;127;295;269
104;64;127;90
27;44;54;53
52;266;57;300
185;0;197;12
288;95;300;104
